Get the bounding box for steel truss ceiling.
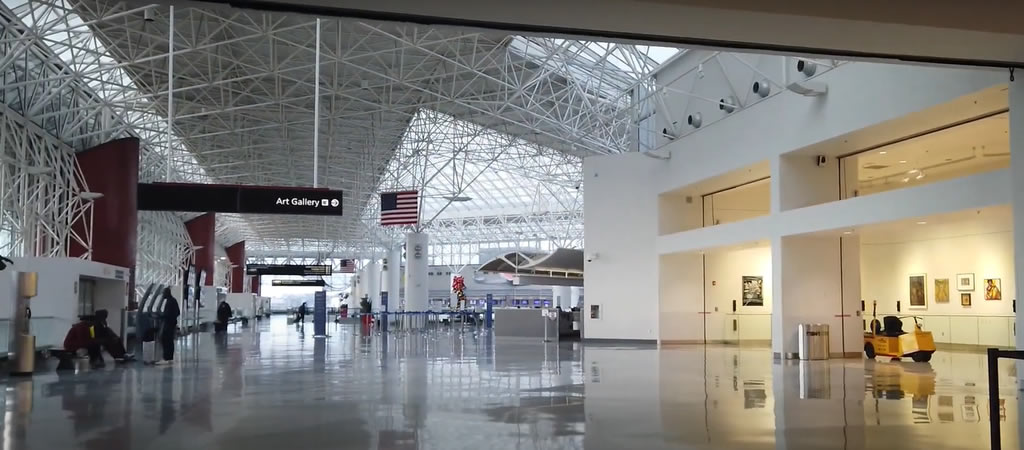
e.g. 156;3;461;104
1;0;682;257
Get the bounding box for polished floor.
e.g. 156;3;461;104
0;316;1018;449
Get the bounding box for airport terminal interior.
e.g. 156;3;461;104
1;0;1024;449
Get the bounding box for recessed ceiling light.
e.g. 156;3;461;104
843;230;853;235
879;151;887;155
916;221;927;225
899;160;907;164
901;177;910;183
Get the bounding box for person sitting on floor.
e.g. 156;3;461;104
92;309;133;362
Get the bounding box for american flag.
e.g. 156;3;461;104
380;190;419;226
338;259;356;273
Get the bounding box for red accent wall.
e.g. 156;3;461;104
185;213;216;285
226;241;245;293
250;275;261;296
70;138;140;302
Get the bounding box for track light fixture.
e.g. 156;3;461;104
718;96;737;113
687;113;702;129
796;59;817;77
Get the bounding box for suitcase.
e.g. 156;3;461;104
142;341;157;364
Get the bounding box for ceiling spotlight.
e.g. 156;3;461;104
879;151;887;155
843;230;853;235
719;96;738;114
144;8;155;22
687;113;702;129
898;160;907;164
752;79;771;98
916;221;927;225
796;59;817;77
901;177;910;183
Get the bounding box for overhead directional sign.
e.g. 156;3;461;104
271;279;326;287
247;264;332;276
138;183;343;216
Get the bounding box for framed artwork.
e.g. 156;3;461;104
908;274;927;309
956;273;975;291
961;293;972;307
985;278;1002;300
934;278;949;303
742;276;764;306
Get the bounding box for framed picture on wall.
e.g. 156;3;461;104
741;275;763;306
961;293;972;307
934;279;950;303
956;273;975;291
985;278;1002;300
908;274;927;310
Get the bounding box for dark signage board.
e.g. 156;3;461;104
138;183;343;216
246;264;332;276
271;279;326;287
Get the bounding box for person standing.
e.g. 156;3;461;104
215;301;232;333
296;301;307;325
156;287;180;366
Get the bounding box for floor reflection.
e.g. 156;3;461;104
0;318;1016;449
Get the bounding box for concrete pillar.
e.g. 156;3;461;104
70;137;139;303
185;213;216;285
553;286;572;309
367;260;381;312
385;246;402;308
405;232;429;311
225;241;245;293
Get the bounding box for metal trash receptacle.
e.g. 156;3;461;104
11;335;36;376
798;324;829;360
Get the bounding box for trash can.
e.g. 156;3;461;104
11;334;36;376
798;323;829;360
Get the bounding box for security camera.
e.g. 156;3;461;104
585;252;599;263
687;113;702;129
752;79;770;98
661;128;677;140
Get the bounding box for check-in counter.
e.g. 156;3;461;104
494;308;551;338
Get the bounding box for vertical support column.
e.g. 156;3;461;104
387;246;402;306
312;18;320;188
1011;77;1024;353
70;137;139;304
225;241;245;293
405;232;429;312
165;5;174;182
553;286;572;309
367;260;381;312
185;213;216;285
249;275;261;296
771;152;855;359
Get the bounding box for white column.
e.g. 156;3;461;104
1011;77;1024;352
553;286;572;309
355;267;365;301
385;246;402;306
367;261;381;312
571;286;583;309
405;232;429;311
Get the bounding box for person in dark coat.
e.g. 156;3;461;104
92;309;131;361
296;301;307;325
63;316;104;368
215;301;232;333
156;287;180;365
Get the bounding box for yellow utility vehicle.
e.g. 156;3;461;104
864;301;936;362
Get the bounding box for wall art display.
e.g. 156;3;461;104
985;278;1002;300
741;276;764;306
961;293;971;307
908;274;926;309
934;278;949;303
956;273;975;291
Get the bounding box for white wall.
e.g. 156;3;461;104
661;63;1004;195
658;252;703;343
861;227;1015;347
585;152;663;340
705;246;772;342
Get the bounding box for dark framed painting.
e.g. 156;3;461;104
908;274;926;310
934;278;949;303
742;276;763;307
961;293;972;307
985;278;1002;300
956;273;975;291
